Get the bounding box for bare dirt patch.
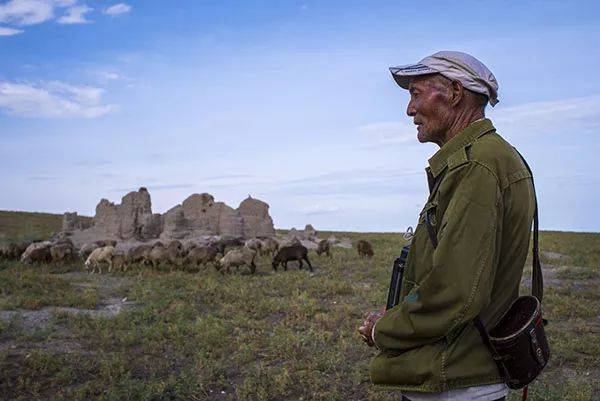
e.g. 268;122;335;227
0;271;136;360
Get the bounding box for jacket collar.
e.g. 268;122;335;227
427;118;496;178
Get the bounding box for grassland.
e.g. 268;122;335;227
0;210;92;243
0;215;598;400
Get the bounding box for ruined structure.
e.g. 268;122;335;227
62;212;93;231
65;188;275;244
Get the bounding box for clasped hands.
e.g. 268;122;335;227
358;308;385;347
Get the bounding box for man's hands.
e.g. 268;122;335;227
358;308;385;347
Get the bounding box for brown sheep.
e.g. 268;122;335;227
259;237;279;257
126;244;154;266
50;239;76;262
185;244;219;269
245;238;262;254
0;241;29;260
147;241;184;270
99;239;118;247
355;240;374;258
216;247;257;274
272;244;313;272
20;241;52;264
166;240;184;269
316;239;331;257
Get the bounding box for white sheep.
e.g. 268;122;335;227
217;247;257;274
85;245;119;274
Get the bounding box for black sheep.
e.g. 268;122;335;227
272;244;313;272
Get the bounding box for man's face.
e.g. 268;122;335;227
406;75;453;145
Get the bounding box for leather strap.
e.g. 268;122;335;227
513;149;543;302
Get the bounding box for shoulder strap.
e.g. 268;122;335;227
513;148;542;302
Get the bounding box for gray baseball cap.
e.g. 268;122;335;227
389;51;499;106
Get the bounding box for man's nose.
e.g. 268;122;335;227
406;100;416;117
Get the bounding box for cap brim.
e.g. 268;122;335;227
389;63;437;89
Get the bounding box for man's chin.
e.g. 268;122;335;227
417;130;429;143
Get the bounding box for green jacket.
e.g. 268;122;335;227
370;119;536;392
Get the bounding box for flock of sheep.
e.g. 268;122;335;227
0;235;375;275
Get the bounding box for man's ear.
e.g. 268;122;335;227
450;80;463;107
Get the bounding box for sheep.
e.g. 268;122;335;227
245;238;262;254
111;250;126;271
50;239;76;262
0;241;29;260
185;244;219;270
79;239;118;260
84;245;118;273
355;240;374;258
316;239;331;257
216;247;257;274
272;244;313;272
147;242;167;268
147;240;184;270
99;239;118;247
279;237;301;247
20;241;52;264
79;243;99;260
126;244;154;267
166;240;184;269
259;237;279;257
214;236;244;256
85;245;126;273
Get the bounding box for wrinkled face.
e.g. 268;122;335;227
406;75;453;145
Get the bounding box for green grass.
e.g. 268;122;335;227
0;210;65;243
0;261;100;310
0;226;598;400
539;231;600;267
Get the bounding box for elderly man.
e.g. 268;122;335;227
358;51;536;401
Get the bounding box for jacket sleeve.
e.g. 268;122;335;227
373;162;501;352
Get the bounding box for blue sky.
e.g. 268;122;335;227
1;0;599;232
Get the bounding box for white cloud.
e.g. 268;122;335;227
46;81;103;104
88;69;123;82
0;0;54;25
357;120;416;145
302;204;340;215
0;25;23;35
57;4;92;24
98;71;120;80
491;95;600;136
0;1;94;34
104;3;130;16
0;80;116;118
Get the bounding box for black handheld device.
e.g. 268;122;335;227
386;245;410;310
